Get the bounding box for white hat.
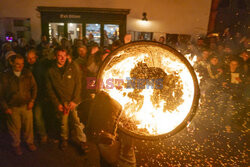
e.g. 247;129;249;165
5;51;16;60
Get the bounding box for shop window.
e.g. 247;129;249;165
14;20;24;27
86;24;101;44
49;23;64;42
104;24;119;46
67;23;82;41
132;32;153;41
16;31;24;38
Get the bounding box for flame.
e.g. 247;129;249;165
184;53;202;84
100;45;197;136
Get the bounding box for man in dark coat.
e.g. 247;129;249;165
46;46;88;152
0;54;37;155
26;49;48;143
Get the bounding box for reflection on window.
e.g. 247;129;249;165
104;24;119;46
86;24;101;44
132;31;153;41
49;23;64;42
67;23;82;41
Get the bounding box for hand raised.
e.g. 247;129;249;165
68;101;77;110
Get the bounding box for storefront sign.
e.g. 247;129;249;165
60;14;81;19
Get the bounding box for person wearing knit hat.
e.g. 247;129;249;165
4;51;16;71
5;50;16;60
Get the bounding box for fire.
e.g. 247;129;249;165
99;44;198;136
184;53;201;84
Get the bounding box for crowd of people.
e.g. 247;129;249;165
0;33;134;166
0;28;249;166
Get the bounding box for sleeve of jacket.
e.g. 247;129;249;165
45;69;61;107
29;71;37;102
72;62;82;104
0;74;9;111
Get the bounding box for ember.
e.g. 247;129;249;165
98;42;199;137
128;62;183;112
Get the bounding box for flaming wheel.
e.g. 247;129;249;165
97;41;199;140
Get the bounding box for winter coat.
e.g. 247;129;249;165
46;61;82;107
0;68;37;110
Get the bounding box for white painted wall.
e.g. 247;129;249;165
0;0;212;42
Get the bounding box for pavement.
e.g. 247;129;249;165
0;95;249;167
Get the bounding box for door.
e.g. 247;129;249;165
86;23;101;44
104;24;120;47
67;23;83;41
48;23;64;42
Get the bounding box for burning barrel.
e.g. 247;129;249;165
87;41;200;141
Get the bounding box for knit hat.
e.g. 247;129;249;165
5;51;16;60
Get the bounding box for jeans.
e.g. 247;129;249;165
6;105;34;147
59;109;87;143
33;101;47;138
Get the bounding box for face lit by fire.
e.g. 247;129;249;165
91;46;99;55
230;60;238;72
210;57;218;66
27;51;37;65
78;46;87;58
13;58;24;72
202;51;209;60
56;50;67;67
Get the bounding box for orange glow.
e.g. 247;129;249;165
99;44;197;136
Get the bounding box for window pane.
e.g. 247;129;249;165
67;23;82;41
133;31;152;41
104;24;119;46
14;20;24;27
86;24;101;44
49;23;64;42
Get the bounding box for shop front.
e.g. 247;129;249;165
37;7;130;47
